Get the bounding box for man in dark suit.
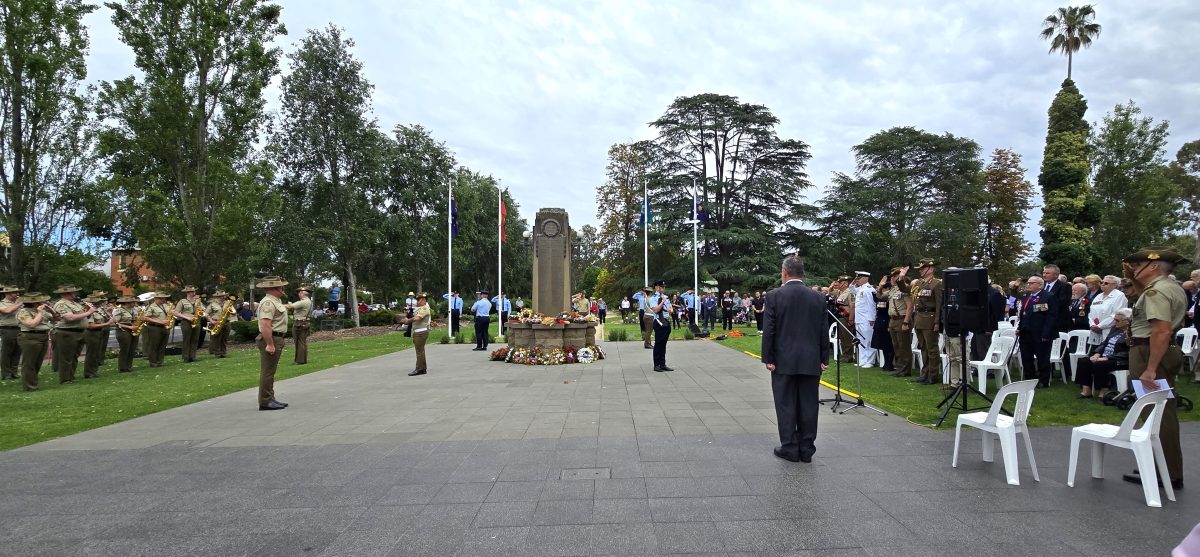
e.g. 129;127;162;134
1017;276;1058;388
761;255;829;463
1041;264;1072;334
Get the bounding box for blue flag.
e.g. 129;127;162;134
639;193;651;227
451;197;459;237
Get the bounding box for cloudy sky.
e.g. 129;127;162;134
83;1;1200;247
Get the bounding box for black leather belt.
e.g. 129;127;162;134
19;330;47;335
0;326;18;330
1128;337;1178;348
57;328;84;332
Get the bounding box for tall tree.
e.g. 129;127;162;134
570;224;601;292
1167;140;1200;262
1040;5;1102;80
980;149;1034;281
595;141;652;264
649;93;813;293
0;0;97;285
273;24;381;327
817;127;986;277
1036;79;1097;275
1090;101;1179;270
96;0;285;289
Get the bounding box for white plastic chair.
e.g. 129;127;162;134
1049;336;1068;383
1112;369;1130;394
969;336;1015;395
1067;389;1176;507
1007;315;1018;327
1065;330;1091;381
1178;329;1197;375
828;323;839;362
911;331;923;372
938;334;950;384
952;379;1040;485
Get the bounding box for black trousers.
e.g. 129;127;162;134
597;309;606;323
685;308;695;327
1074;357;1118;391
755;311;764;331
702;310;716;330
722;310;733;330
638;309;645;332
652;318;670;367
474;316;489;349
450;309;461;335
1019;333;1052;385
772;373;820;460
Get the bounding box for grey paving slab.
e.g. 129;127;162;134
0;338;1197;556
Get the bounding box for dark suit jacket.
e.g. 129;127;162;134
1017;290;1057;341
1043;280;1072;333
1087;329;1129;368
761;280;829;375
986;287;1007;332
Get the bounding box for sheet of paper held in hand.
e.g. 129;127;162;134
1131;379;1175;399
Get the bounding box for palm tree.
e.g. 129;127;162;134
1040;5;1102;80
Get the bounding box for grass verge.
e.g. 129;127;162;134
707;327;1200;428
0;331;414;451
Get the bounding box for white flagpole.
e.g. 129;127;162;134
642;178;648;288
447;175;453;333
692;179;699;327
497;184;504;341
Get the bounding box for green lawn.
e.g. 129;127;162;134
0;331;414;451
707;328;1200;428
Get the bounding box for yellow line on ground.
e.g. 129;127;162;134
740;350;861;399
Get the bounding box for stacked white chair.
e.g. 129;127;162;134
952;379;1040;485
1178;329;1198;379
969;336;1015;395
911;332;923;372
1064;329;1092;382
1049;334;1069;383
1067;389;1176;507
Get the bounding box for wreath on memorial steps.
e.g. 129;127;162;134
495;344;605;366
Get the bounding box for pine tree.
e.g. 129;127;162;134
1037;79;1097;274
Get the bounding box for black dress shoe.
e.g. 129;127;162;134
259;401;286;411
773;447;800;462
644;345;652;349
659;366;674;371
912;377;930;384
1123;470;1183;490
799;454;813;463
653;366;666;372
407;369;426;376
273;400;288;407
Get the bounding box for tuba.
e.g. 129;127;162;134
205;299;237;335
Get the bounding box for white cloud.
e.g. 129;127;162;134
82;0;1200;252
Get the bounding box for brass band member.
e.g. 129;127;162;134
0;285;24;380
52;284;94;384
256;276;289;411
17;292;55;391
141;292;172;367
206;291;231;358
112;296;138;372
285;285;314;365
83;291;115;378
400;292;431;376
173;286;201;363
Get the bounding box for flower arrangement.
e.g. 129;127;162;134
500;345;605;366
728;330;744;338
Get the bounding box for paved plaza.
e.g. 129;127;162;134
1;338;1196;556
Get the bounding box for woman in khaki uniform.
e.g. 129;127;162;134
17;292;56;391
83;292;115;378
400;293;432;376
0;285;24;380
112;297;138;372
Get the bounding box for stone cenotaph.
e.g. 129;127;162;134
505;208;596;349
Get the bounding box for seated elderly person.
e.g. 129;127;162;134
1074;308;1131;399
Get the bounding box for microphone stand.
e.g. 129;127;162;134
822;307;888;416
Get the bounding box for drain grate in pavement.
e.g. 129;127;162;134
561;467;611;480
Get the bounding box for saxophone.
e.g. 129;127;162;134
191;299;204;329
205;300;236;335
165;302;176;329
131;315;148;337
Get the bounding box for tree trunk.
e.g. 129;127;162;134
345;261;360;327
1067;51;1073;80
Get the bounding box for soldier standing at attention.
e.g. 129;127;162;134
172;286;201;363
112;296;138;372
442;291;463;335
52;284;93;384
140;292;172;367
17;292;56;391
400;293;432;376
0;285;24;380
470;290;492;351
906;259;943;385
851;271;877;368
256;276;290;411
634;287;652;347
1120;247;1189;490
83;291;115;378
886;267;915;377
286;285;314;365
649;280;674;372
834;276;855;363
206;291;231;358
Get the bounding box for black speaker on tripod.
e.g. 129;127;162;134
942;267;990;335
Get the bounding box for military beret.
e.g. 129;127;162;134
1122;246;1190;266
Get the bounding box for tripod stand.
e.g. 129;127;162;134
934;327;992;427
821;308;888;416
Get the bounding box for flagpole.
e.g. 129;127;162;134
642;177;648;288
497;184;504;341
447;175;453;334
692;179;699;327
